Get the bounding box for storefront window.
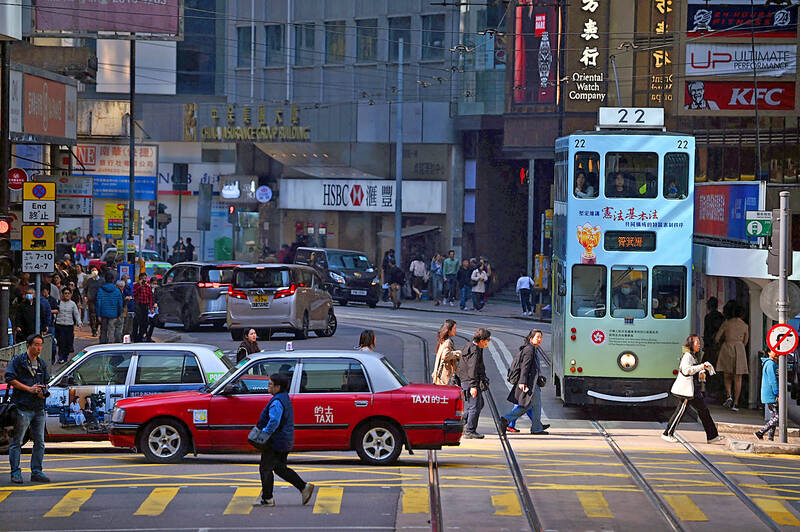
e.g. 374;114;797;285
571;265;606;318
652;266;686;319
605;152;658;198
610;266;647;318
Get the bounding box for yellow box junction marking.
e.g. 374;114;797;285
313;486;343;514
0;491;9;504
44;489;94;518
753;497;800;526
223;487;262;515
401;487;429;514
577;491;613;518
134;487;180;516
491;491;522;516
663;494;707;521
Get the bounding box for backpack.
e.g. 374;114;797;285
507;347;524;386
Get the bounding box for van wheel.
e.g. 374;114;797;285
315;311;337;337
140;419;189;464
355;421;402;466
230;328;243;341
295;313;309;339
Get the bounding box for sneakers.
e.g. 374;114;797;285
723;397;733;409
506;426;520;433
527;311;533;316
10;474;22;484
449;301;454;307
731;405;739;412
522;312;528;316
30;473;50;483
463;431;485;439
707;436;726;444
500;417;509;435
253;498;275;507
301;483;315;506
661;434;678;443
542;424;551;431
754;431;764;440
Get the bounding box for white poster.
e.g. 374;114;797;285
280;179;447;214
686;43;797;77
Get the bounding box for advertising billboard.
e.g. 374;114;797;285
563;0;609;111
694;182;759;242
685;43;797;77
73;144;158;201
684;80;795;111
512;0;556;105
34;0;182;37
687;1;798;39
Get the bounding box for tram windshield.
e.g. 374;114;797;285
571;265;606;318
605;152;658;198
610;266;647;318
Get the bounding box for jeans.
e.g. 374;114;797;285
459;285;471;310
99;317;120;344
461;383;484;433
259;447;306;500
519;289;531;313
759;403;779;439
472;291;485;311
664;389;719;440
503;386;544;432
87;300;98;335
54;323;74;362
133;303;149;342
445;274;457;302
9;407;46;478
432;275;443;302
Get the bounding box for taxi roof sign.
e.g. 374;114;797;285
23;182;56;202
22;225;55;251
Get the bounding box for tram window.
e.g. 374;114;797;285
571;265;606;318
651;266;686;319
610;266;648;318
664;153;689;200
605;152;658;198
574;152;599;199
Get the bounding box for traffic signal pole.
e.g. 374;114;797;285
778;191;790;443
0;41;11;347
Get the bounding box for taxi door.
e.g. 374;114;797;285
207;358;297;450
292;359;372;450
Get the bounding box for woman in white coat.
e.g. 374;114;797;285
662;334;725;444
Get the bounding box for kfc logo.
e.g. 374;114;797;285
685;81;795;111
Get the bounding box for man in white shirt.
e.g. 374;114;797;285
409;257;427;301
54;288;82;364
516;273;534;316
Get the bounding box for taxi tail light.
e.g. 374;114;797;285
274;283;297;299
455;396;464;417
227;286;247;300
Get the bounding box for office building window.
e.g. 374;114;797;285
177;0;217;94
325;20;346;64
295;22;316;66
237;26;251;68
356;19;377;62
388;17;411;62
265;24;284;66
422;14;445;60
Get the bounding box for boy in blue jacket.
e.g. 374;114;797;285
755;349;780;441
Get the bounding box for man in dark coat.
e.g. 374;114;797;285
500;330;550;435
456;328;491;439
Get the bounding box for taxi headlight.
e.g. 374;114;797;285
617;351;638;372
111;407;126;423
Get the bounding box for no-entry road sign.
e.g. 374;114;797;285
767;323;800;355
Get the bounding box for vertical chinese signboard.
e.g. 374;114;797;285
634;0;675;108
565;0;610;111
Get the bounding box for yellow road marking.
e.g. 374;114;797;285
401;487;429;514
753;497;800;526
223;487;261;515
134;487;179;516
663;494;707;521
0;491;9;504
313;486;343;514
577;491;613;518
492;491;522;516
44;489;94;518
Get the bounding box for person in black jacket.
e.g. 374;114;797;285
456;260;473;311
387;260;405;310
456;328;491;439
500;330;550;435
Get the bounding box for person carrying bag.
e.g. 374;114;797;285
432;320;461;385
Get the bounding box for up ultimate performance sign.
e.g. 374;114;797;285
565;0;609;109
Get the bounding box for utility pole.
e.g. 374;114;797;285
125;38;136;275
0;41;11;347
394;38;404;271
527;159;535;277
778;190;790;443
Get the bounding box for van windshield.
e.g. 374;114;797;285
205;267;236;284
234;268;291;288
327;252;373;271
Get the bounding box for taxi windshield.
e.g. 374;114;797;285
204;360;245;393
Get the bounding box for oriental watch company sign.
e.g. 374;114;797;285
184;102;312;142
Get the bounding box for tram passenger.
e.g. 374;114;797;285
611;282;642;313
432;319;461;385
574;171;596;199
662;334;725;444
606;172;630;197
715;302;749;411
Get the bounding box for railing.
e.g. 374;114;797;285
0;336;53;381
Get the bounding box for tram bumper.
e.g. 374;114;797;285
564;377;674;406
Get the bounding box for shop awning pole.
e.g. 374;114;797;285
395;38;404;270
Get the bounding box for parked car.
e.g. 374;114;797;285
226;264;337;341
294;247;380;307
155;262;242;331
109;349;464;464
145;261;172;280
0;343;232;450
88;248;163;271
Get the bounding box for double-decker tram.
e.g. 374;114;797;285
551;108;694;406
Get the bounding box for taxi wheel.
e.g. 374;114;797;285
295;313;309;339
355;422;402;466
315;311;337;338
140;419;189;463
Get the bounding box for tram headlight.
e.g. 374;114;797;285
617;351;638;372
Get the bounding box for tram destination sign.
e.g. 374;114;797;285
598;107;664;128
603;231;656;252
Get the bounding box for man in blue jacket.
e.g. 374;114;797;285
756;349;780;441
96;271;123;344
254;373;315;507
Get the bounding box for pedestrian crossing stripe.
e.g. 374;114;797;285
313;486;343;514
44;489;94;518
577;491;612;518
663;494;707;521
491;491;522;516
223;487;262;515
401;487;429;514
134;487;180;516
753;497;800;526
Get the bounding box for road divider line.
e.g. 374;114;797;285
577;491;613;518
134;487;180;516
401;487;429;514
44;489;95;518
224;487;262;515
487;342;512;391
491;491;522;516
753;498;800;526
496;339;514;369
313;486;344;514
663;494;707;521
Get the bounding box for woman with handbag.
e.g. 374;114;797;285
662;334;726;444
500;329;550;435
432;320;461;385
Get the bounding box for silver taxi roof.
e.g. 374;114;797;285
79;343;222;354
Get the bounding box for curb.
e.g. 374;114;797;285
716;422;800;437
727;438;800;455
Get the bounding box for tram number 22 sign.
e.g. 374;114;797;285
767;323;800;356
598;107;665;128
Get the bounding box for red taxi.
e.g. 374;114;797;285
109;349;464;465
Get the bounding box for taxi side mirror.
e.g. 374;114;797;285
56;375;74;387
221;383;239;395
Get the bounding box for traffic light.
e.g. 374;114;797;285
0;217;13;279
227;205;237;224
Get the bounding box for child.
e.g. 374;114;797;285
755;349;780;441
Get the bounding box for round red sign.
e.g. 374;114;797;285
8;168;27;190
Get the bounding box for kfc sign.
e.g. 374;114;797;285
686;43;796;77
684;81;795;111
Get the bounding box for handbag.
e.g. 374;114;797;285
536;375;547;387
0;384;18;430
247;427;270;450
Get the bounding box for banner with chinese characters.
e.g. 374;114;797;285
684;80;795;111
687;1;798;39
73;144;158;200
694;182;759;242
564;0;609;111
512;0;556;105
279;179;446;214
184;102;312;143
685;43;797;77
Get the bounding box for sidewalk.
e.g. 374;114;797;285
708;403;800;454
373;296;549;322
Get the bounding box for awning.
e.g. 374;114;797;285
377;225;441;239
285;165;381;179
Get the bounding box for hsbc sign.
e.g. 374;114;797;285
684;81;795;111
284;179;446;213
